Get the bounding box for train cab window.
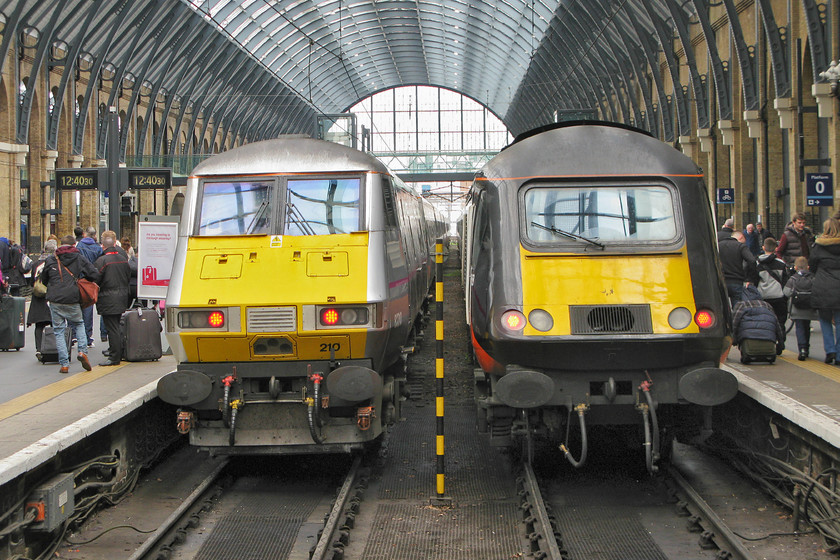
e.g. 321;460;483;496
522;185;678;247
197;180;273;236
284;178;361;235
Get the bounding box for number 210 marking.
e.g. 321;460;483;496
320;342;341;352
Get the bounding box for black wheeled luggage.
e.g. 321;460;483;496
122;307;162;361
739;339;777;364
0;294;26;351
39;325;72;363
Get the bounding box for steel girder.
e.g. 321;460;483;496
666;0;710;130
691;0;734;121
722;0;759;111
756;0;791;98
801;0;830;83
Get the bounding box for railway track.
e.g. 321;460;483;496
516;453;759;560
127;455;367;560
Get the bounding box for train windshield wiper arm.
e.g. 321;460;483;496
530;221;605;250
245;199;269;234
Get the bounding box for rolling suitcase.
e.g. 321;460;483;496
39;325;72;364
122;307;162;361
0;294;26;351
739;339;777;364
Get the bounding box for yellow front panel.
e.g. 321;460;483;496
177;233;370;362
520;247;699;335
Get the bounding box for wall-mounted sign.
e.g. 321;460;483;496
806;173;834;207
716;188;734;204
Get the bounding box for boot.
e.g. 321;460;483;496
827;353;836;365
798;349;807;361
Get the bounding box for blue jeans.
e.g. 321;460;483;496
726;281;745;305
794;319;811;351
50;302;88;367
82;305;94;345
818;309;840;356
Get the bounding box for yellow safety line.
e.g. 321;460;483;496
0;363;126;422
778;352;840;383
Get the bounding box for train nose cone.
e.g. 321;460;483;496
678;367;739;406
495;370;555;408
326;366;382;402
157;370;214;406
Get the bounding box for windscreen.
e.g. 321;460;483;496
284;178;361;235
523;185;677;245
197;181;273;236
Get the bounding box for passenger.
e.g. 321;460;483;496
783;256;819;361
717;217;735;242
94;230;131;366
77;226;103;348
732;285;785;357
755;237;790;339
39;235;99;373
120;237;136;259
718;230;759;304
27;239;57;358
776;211;815;267
743;223;762;256
755;221;774;243
1;238;30;296
808;218;840;365
73;226;84;244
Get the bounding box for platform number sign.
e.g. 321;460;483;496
806;173;834;207
717;188;735;204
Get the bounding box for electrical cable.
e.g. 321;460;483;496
65;524;157;545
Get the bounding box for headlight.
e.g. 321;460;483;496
528;309;554;332
317;306;371;328
668;307;692;330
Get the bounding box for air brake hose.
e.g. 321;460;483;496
560;404;588;468
640;380;660;462
308;372;325;444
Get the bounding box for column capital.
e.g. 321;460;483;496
41;150;59;171
67;155;84;169
0;142;29;166
717;120;736;146
743;110;762;138
678;135;695;159
697;128;713;153
812;82;835;119
774;98;795;129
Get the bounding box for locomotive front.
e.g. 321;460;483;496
157;139;410;454
467;123;737;470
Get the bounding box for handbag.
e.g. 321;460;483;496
32;278;47;298
58;260;99;308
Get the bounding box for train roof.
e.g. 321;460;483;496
191;137;390;177
479;122;699;182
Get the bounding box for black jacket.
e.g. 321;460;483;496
718;236;759;285
40;245;100;305
94;247;131;315
809;236;840;311
26;257;52;325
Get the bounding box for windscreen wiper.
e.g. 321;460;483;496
245;199;270;234
530;221;605;250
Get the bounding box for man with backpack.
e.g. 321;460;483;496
783;256;819;361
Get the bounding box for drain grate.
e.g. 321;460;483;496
361;502;522;560
195;480;320;560
554;504;669;559
380;405;514;501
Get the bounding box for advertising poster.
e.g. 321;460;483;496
137;220;178;300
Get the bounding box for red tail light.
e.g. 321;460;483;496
694;310;715;329
501;310;526;332
321;308;340;325
208;311;225;328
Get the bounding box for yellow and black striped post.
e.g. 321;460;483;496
434;237;448;503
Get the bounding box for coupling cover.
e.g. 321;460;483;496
678;367;739;406
157;370;214;406
495;370;555;408
326;366;381;402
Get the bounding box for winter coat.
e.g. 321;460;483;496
0;237;9;274
783;270;820;320
776;223;814;265
732;287;784;344
744;230;762;256
94;247;131;315
40;245;100;305
717;226;735;242
718;236;760;284
756;253;789;301
808;235;840;311
26;258;52;325
2;243;28;287
76;237;103;263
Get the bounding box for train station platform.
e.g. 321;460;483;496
1;329;840;490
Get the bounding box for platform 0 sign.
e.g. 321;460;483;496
137;221;178;300
806;173;834;207
716;188;735;204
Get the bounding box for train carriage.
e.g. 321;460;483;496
157;137;445;454
464;122;738;471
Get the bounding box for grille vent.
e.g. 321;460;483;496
247;307;296;332
570;304;652;335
